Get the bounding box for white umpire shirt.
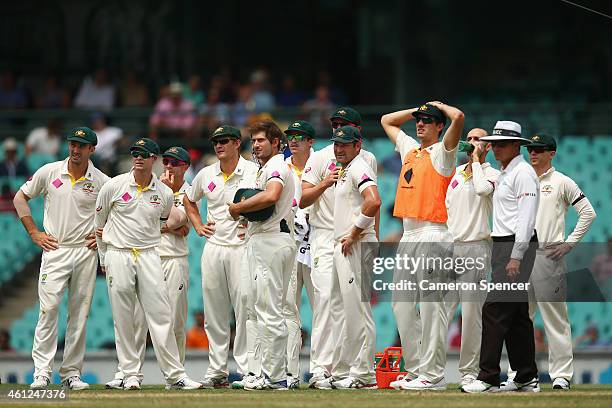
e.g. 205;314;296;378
491;154;539;260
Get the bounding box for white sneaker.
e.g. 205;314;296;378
167;377;204;390
62;376;89;390
331;377;377;389
312;376;335;390
124;378;141;390
264;379;288;390
461;379;499;393
390;373;419;390
244;375;266;391
552;378;570;390
200;377;229;389
460;374;477;388
401;376;447;391
287;375;300;389
231;374;254;389
105;378;124;389
499;380;518;391
30;376;50;389
515;378;541;393
308;373;329;389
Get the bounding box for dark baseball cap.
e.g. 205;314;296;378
211;125;241;140
130;138;160;155
331;125;361;143
330;107;362;125
67;127;98;146
413;103;446;125
284;120;315;138
527;133;557;151
163;146;191;164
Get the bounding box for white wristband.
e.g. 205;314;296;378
355;212;374;230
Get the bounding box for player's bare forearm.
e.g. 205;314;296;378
380;108;418;143
166;206;187;230
430;101;464;150
183;196;204;229
300;182;326;208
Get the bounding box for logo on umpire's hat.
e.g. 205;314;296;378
136;139;146;145
75;129;85;137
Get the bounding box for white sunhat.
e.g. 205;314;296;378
480;121;532;145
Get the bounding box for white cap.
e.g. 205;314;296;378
481;120;531;144
3;138;18;151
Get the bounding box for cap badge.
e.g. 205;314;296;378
169;147;178;153
337;130;344;136
75;130;85;137
214;127;224;134
293;122;301;127
533;135;540;141
419;105;427;110
338;110;346;115
136;139;145;145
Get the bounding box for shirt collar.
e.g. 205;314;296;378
128;170;157;190
215;156;247;177
60;158;95;180
500;154;524;173
539;166;555;179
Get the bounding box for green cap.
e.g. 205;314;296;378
330;106;362;125
284;120;315;138
527;133;557;151
413;103;446;125
233;188;275;221
331;125;361;143
458;140;475;154
67;127;98;146
163;146;191;164
130;138;160;156
211;125;241;140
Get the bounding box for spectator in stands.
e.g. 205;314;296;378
90;112;123;175
35;75;71;109
149;82;196;140
0;182;15;212
118;70;149;107
302;85;335;136
25;119;62;157
183;75;205;109
591;237;612;283
186;310;209;349
0;329;14;352
249;68;275;112
0;70;27;110
74;68;115;111
574;324;608;348
197;87;231;136
0;138;28;178
276;75;304;107
232;84;255;127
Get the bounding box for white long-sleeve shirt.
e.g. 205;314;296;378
491;155;539;260
535;167;596;246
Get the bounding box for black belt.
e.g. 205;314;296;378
280;219;290;233
492;231;538;243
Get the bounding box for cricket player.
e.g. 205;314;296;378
300;107;378;388
228;120;296;390
329;126;381;389
105;146;193;389
14;127;109;390
95;138;201;390
502;133;596;391
184;125;258;389
381;102;464;390
444;128;499;387
283;120;315;389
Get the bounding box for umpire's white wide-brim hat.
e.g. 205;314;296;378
480;121;532;145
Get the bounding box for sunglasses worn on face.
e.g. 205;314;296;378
467;136;481;142
163;158;187;166
527;147;547;154
213;138;231;146
415;116;434;124
131;151;154;158
287;134;306;142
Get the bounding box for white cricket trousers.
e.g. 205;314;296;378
332;234;378;383
309;227;341;377
202;242;248;378
391;227;453;383
284;256;310;378
245;232;295;383
105;246;185;383
444;240;490;379
32;246;97;381
507;251;573;381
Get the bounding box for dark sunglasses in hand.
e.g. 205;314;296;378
212;138;232;146
162;158;188;167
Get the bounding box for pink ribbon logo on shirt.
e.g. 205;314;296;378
52;178;63;189
361;173;370;181
208;181;216;192
271;170;281;177
451;179;459;189
121;192;132;202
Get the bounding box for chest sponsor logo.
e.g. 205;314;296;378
82;182;95;194
52;178;63;189
150;194;161;205
541;184;554;195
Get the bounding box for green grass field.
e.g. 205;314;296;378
1;384;612;408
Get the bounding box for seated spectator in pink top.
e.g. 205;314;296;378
149;82;196;140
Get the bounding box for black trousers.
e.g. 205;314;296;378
477;234;539;386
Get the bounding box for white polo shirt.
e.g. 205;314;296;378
95;171;174;263
491;155;539;259
445;162;500;242
187;156;258;246
248;153;295;236
395;129;457;232
302;144;376;230
333;155;377;240
21;158;110;246
535;167;595;245
159;181;190;258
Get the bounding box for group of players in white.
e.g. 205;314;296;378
14;102;596;391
